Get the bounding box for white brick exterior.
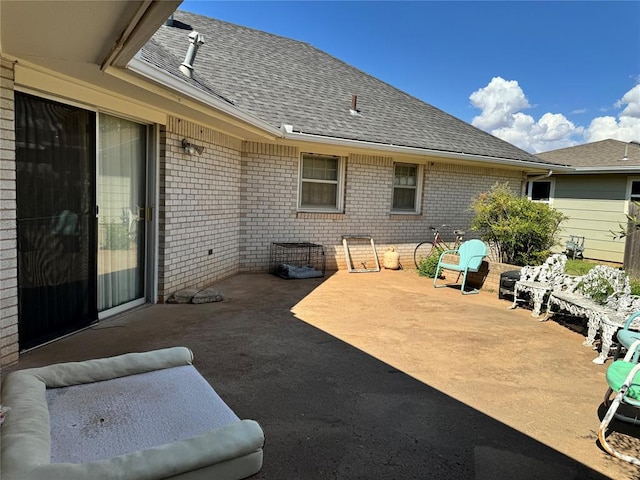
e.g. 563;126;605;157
424;162;524;232
0;58;18;367
238;145;523;271
157;118;244;301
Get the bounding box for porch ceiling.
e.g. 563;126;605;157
0;0;181;69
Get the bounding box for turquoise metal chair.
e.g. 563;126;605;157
613;312;640;362
599;339;640;465
433;239;488;295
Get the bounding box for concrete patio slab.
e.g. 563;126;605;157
5;269;640;479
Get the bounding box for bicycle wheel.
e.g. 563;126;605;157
413;241;436;268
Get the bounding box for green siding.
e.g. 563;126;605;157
552;175;629;263
554;175;628;201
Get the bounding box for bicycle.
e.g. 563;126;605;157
413;225;465;268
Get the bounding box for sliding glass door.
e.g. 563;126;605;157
97;114;147;313
15;94;150;349
15;93;97;349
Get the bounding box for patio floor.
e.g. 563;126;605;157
6;269;640;479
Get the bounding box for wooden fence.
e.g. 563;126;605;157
624;202;640;278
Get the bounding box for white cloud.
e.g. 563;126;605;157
469;77;530;131
470;77;640;153
585;84;640;143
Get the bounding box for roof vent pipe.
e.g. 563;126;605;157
350;94;360;116
179;31;205;78
622;143;629;161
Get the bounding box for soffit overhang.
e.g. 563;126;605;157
0;0;181;69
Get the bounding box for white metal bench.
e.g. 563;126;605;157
544;265;631;364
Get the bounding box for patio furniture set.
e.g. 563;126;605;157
509;255;640;364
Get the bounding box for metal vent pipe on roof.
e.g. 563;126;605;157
179;31;205;78
350;94;361;116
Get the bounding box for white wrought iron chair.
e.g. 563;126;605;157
509;253;567;317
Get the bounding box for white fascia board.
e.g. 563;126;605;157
127;56;284;138
560;166;640;174
284;131;569;171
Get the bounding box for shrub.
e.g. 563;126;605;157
471;183;566;266
416;248;444;278
631;278;640;296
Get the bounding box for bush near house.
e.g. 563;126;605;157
471;183;566;266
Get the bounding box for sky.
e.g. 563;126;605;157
179;1;640;154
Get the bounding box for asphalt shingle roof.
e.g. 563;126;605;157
536;139;640;168
142;11;549;164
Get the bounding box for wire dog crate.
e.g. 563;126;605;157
269;242;326;279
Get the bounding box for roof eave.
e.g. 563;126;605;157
283;131;567;170
556;166;640;174
124;56;284;139
102;1;184;70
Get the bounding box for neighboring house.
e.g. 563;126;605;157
534;139;640;265
0;4;560;365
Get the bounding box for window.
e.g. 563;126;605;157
527;179;554;204
392;163;422;213
630;179;640;201
298;153;345;211
626;178;640;215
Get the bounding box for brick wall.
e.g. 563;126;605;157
157;118;244;301
0;58;18;366
480;261;521;292
240;145;523;272
424;162;523;233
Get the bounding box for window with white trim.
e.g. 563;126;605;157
298;153;345;212
392;163;422;213
527;179;554;204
